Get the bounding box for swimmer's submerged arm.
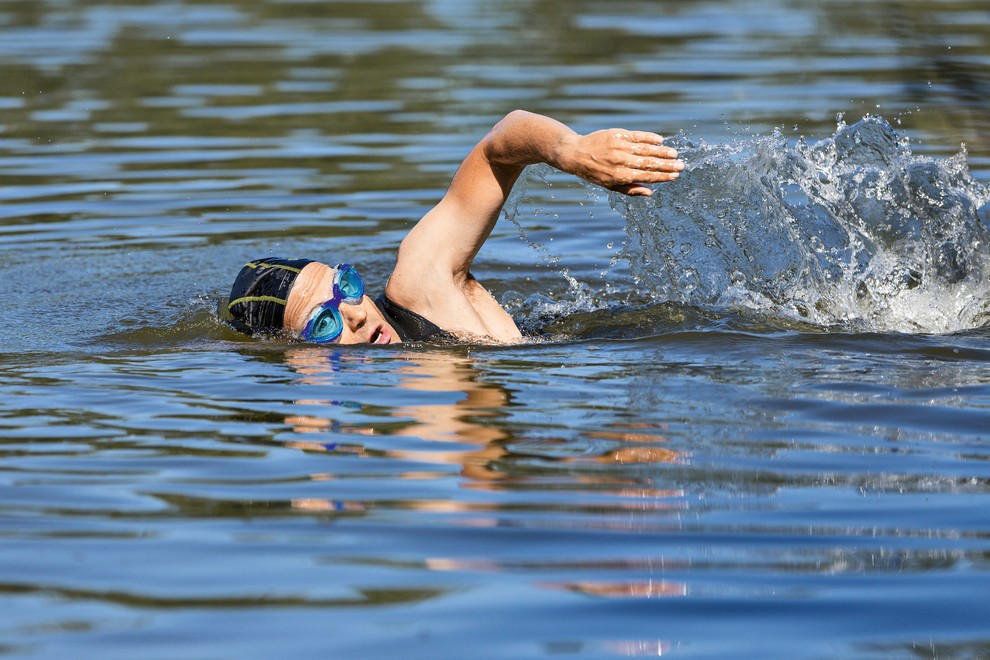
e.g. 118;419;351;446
386;110;684;338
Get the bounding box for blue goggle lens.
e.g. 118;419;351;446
338;266;364;300
307;306;344;343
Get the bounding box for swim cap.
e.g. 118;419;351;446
226;257;314;335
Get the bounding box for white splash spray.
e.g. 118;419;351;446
607;116;990;334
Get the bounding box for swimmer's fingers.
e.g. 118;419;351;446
627;141;681;162
608;166;682;197
624;130;666;146
630;154;685;174
616;135;684;194
610;183;654;197
623;131;681;159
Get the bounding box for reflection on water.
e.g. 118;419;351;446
282;346;513;488
2;333;990;657
280;346;686;503
2;0;990;657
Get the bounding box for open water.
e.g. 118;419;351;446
2;0;990;657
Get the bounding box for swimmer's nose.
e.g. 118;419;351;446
341;298;368;330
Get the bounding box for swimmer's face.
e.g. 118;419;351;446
284;262;401;345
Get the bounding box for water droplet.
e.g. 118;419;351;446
680;268;699;292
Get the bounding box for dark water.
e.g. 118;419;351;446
2;1;990;657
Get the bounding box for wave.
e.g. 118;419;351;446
606;115;990;334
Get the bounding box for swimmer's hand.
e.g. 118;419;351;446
556;129;685;196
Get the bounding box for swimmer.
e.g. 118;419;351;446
226;110;685;344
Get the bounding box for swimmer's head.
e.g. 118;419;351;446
226;257;313;336
226;258;400;345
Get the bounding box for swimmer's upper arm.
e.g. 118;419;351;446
384;113;532;330
383;116;532;338
394;111;569;282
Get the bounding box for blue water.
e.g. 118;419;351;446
1;1;989;657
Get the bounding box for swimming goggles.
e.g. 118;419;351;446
299;264;365;344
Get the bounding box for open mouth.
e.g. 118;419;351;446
370;326;387;344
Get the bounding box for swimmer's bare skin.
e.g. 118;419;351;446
386;110;684;341
283;110;684;344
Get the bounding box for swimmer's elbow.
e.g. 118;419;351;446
485;109;570;171
484;110;528;166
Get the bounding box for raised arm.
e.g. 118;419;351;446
385;110;684;340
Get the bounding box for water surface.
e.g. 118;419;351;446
2;0;989;657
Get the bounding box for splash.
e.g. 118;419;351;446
607;116;990;334
502;163;605;318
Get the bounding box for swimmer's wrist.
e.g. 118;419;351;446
553;132;581;174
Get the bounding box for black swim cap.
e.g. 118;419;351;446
226;257;314;335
